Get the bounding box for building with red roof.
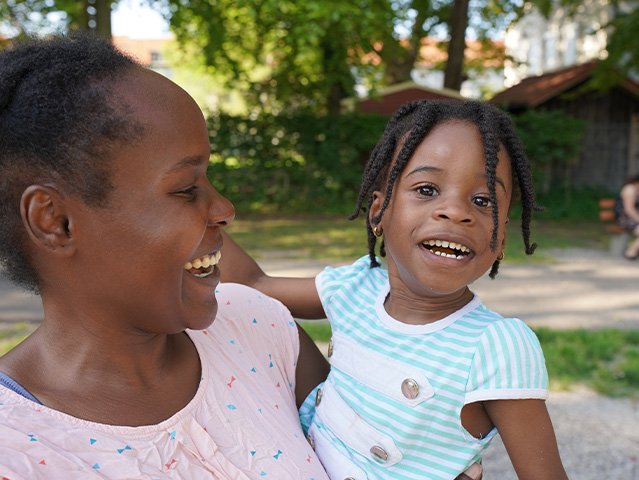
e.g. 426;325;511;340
492;62;639;191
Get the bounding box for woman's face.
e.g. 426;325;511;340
69;68;234;334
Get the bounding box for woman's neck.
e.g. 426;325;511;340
0;318;201;426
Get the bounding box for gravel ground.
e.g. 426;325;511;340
483;388;639;478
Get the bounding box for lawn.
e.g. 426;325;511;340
3;215;636;397
298;321;639;397
225;214;610;263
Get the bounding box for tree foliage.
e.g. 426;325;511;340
0;0;115;39
156;0;398;114
206;112;388;212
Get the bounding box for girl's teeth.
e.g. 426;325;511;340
425;239;470;253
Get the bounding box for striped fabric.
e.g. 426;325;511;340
307;256;548;480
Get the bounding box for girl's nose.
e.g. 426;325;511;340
434;199;473;224
208;190;235;228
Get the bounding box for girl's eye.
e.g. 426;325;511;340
416;184;437;197
472;196;492;208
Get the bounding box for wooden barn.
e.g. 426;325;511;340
344;81;465;116
491;62;639;191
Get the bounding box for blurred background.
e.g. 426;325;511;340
1;2;639;477
1;0;638;216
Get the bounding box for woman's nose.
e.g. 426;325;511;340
208;190;235;228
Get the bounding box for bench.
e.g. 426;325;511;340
598;198;629;256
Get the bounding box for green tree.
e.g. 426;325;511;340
159;0;397;114
594;1;639;89
158;0;533;112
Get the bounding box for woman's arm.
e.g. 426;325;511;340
295;325;330;407
485;399;568;479
219;231;326;319
621;184;639;222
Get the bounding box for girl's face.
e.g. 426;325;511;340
68;68;234;333
371;120;512;301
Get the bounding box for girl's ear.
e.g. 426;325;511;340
20;185;75;256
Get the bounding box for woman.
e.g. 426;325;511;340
0;34;329;479
617;174;639;259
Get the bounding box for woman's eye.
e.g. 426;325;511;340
472;196;492;208
177;186;198;200
416;185;437;197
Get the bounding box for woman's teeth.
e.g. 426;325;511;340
184;251;221;278
423;239;470;259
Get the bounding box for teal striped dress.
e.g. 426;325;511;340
300;256;548;480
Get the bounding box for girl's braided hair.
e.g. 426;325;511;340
350;99;540;279
0;34;142;292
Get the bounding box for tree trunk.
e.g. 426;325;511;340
443;0;469;91
382;0;431;85
94;0;112;40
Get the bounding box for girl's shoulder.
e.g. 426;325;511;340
319;255;384;282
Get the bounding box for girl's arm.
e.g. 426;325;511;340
485;399;568;479
220;231;325;319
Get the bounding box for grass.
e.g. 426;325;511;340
228;213;634;397
227;214;609;264
2;215;632;396
0;322;36;354
298;321;639;397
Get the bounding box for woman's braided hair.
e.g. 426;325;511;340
0;34;142;292
350;99;540;279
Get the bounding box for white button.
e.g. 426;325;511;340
327;339;334;358
315;388;323;406
370;445;389;463
401;378;419;399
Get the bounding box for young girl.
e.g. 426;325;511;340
221;100;568;479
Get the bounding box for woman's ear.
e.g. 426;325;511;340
20;185;75;256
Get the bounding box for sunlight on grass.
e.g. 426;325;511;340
0;323;36;356
299;322;639;398
228;215;607;264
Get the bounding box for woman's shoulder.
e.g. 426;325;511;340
205;282;299;350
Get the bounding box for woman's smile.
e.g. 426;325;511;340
184;251;222;278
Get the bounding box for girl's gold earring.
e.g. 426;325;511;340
497;251;505;261
372;225;383;237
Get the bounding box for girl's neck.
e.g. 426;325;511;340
384;286;474;325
